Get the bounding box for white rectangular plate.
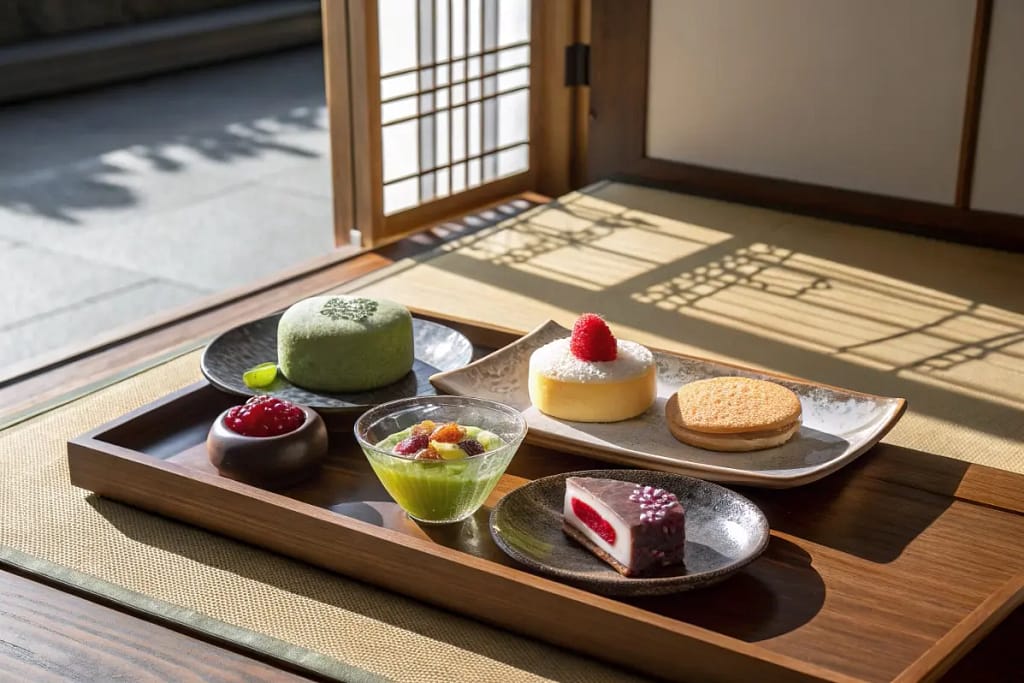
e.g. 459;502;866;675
431;321;906;488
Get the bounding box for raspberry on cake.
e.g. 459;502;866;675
528;314;656;422
569;313;618;361
563;477;686;576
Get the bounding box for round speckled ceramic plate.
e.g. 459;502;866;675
200;313;474;414
490;470;769;596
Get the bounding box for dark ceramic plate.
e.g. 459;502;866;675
200;313;474;414
489;470;770;596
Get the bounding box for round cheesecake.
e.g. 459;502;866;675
528;337;656;422
277;295;414;392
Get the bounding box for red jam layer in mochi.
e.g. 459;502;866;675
570;497;617;545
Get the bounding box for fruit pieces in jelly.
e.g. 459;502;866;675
376;420;504;461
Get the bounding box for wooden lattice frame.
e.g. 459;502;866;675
324;0;581;247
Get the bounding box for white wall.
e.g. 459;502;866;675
971;0;1024;216
646;0;974;205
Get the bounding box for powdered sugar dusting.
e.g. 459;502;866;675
530;338;654;383
629;485;681;524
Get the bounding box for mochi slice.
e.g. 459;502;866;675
563;477;686;576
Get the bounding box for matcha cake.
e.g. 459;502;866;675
277;295;414;392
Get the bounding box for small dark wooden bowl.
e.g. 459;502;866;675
206;405;328;489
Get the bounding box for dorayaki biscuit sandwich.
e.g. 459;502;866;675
665;377;802;452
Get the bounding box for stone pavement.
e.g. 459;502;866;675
0;46;338;370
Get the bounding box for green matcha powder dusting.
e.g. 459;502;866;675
320;297;379;322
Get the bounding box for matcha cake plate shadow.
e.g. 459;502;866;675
200;309;473;415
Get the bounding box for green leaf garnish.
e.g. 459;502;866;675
243;362;278;389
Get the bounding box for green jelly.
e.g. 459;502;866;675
368;425;508;523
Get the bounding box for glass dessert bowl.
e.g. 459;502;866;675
354;396;527;524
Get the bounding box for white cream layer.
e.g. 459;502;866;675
529;338;654;383
564;481;633;567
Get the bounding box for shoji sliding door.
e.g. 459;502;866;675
326;0;576;246
587;0;1024;250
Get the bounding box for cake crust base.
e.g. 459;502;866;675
562;522;641;577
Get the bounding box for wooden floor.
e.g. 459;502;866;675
0;567;318;682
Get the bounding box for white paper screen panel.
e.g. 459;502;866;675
646;0;974;205
379;0;531;216
971;0;1024;217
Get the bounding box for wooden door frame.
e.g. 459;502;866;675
321;0;357;247
330;0;576;247
587;0;1023;252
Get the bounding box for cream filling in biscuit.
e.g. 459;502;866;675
671;420;800;442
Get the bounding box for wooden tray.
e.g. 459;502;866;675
67;318;1024;683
